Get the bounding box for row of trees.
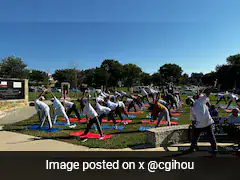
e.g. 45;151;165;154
0;55;240;90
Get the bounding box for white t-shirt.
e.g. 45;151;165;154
217;93;224;100
228;93;238;101
141;89;148;96
100;92;107;98
120;90;127;96
83;102;98;119
52;97;64;110
114;91;122;97
96;102;111;116
35;99;49;111
192;94;214;128
106;100;118;110
126;98;133;103
103;92;110;97
227;115;240;124
117;101;125;108
63;100;74;109
96;96;105;103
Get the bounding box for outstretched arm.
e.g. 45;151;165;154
37;87;47;99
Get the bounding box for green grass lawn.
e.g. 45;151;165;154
3;95;230;149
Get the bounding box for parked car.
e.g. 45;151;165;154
29;87;36;92
69;88;81;92
51;87;61;92
181;89;197;95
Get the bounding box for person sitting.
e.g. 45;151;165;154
209;105;219;117
227;108;240;124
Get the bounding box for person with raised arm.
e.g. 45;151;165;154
62;99;82;121
48;88;76;128
187;80;218;154
35;87;52;129
80;89;104;140
94;91;118;129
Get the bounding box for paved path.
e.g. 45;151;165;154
0;106;37;125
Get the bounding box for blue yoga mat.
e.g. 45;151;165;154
124;115;136;119
27;125;62;132
139;126;154;131
93;125;125;130
53;122;76;126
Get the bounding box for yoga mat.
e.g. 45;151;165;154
60;117;85;123
53;122;77;126
225;109;232;113
93;125;125;130
141;120;178;125
138;126;154;131
70;130;113;140
179;101;184;105
101;119;132;123
27;125;62;132
171;112;180;117
128;111;144;115
146;115;178;121
123;115;136;119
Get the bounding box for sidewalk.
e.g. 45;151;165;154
0;106;37;125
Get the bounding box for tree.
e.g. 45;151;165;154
227;54;240;65
140;72;152;85
29;70;49;85
122;64;142;87
0;56;27;78
52;69;76;87
94;67;109;88
100;59;123;87
151;73;161;86
179;73;189;85
189;73;204;86
158;64;183;84
201;72;217;86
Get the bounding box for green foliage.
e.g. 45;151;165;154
227;54;240;65
158;64;183;83
52;68;77;87
122;64;142;87
0;56;27;78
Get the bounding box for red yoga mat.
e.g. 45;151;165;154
70;130;113;140
225;109;232;113
171;112;180;117
128;111;144;114
60;118;132;123
179;101;184;105
141;120;178;125
102;119;132;123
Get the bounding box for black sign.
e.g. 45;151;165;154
0;79;25;100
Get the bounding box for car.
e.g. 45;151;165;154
181;89;197;95
29;87;36;92
51;87;61;92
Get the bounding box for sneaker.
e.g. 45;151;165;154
114;125;118;129
82;138;88;142
99;136;104;140
68;124;76;128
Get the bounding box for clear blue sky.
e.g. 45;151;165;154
0;0;240;75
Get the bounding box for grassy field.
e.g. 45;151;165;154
3;94;230;149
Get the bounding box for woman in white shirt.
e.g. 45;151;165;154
80;92;104;140
95;93;118;129
63;100;81;121
226;92;239;109
49;90;75;128
35;88;52;129
215;92;227;105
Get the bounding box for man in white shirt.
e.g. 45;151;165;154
35;88;52;129
94;92;118;129
63;100;81;121
120;90;127;100
187;87;218;153
215;92;227;105
141;88;149;102
49;90;76;128
80;91;104;140
226;92;239;109
105;96;128;125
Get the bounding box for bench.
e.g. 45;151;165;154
145;125;190;147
